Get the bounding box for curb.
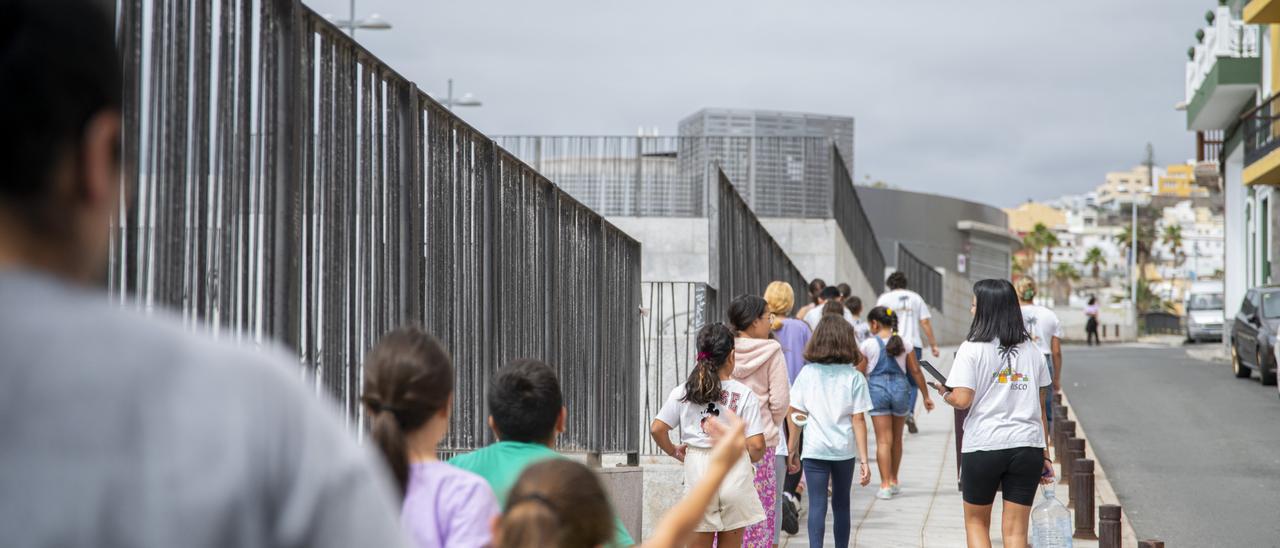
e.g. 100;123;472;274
1060;391;1139;545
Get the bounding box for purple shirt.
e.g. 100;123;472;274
402;461;500;548
774;317;813;384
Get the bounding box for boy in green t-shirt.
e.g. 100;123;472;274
450;359;635;547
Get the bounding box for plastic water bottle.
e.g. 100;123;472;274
1031;485;1073;548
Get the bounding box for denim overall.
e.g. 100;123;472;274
867;337;912;417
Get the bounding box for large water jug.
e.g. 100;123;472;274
1030;485;1073;548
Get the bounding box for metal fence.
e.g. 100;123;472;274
495;136;842;218
897;244;944;311
110;0;640;455
639;282;717;455
711;169;809;309
832;147;887;295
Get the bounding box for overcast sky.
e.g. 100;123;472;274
304;0;1208;208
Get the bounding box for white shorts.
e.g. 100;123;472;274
684;446;766;533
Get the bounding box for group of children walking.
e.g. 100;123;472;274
650;277;937;548
356;275;937;548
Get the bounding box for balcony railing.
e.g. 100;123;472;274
1243;92;1280;165
1186;7;1260;103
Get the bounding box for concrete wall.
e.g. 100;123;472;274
609;217;710;282
937;269;972;345
597;465;644;542
761;218;876;303
856;186;1008;269
1225;146;1246;352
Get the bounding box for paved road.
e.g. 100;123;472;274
1063;343;1280;547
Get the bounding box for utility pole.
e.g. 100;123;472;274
1133;143;1153;326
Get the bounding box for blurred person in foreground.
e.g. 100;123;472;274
0;1;406;546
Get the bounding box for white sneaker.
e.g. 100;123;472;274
890;484;901;495
876;487;893;500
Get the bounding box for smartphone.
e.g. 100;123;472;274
918;360;950;391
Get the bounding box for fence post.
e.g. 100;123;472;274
1065;438;1085;507
267;0;306;352
1098;504;1122;548
1072;459;1097;540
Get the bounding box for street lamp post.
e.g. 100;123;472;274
326;1;391;38
441;79;483;110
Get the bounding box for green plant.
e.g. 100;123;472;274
1083;246;1107;280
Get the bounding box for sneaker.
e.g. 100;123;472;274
906;414;919;434
876;487;893;500
781;495;800;535
890;484;901;495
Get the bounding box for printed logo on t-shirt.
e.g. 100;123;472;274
991;346;1031;390
1025;315;1041;345
699;390;743;433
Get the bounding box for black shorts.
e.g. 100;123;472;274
960;446;1044;506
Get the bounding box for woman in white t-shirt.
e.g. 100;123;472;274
650;323;767;548
929;279;1054;548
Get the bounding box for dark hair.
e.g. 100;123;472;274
489;359;564;444
0;0;121;232
967;279;1030;349
822;300;846;317
819;286;841;301
807;278;827;304
682;323;735;405
866;306;906;357
837;283;852;299
361;327;455;498
845;295;863;316
886;271;908;290
1088;296;1097;305
727;294;768;332
497;459;615;548
804;316;862;364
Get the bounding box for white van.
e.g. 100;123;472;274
1184;280;1225;342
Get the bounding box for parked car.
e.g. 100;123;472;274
1230;286;1280;385
1184;281;1225;343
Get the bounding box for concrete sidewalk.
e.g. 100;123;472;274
781;349;1138;547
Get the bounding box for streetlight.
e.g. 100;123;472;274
324;1;392;38
438;79;483;110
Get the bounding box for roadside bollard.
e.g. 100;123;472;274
1056;420;1075;466
1138;541;1165;548
1072;459;1097;540
1064;438;1085;495
1098;504;1122;548
1052;392;1062;407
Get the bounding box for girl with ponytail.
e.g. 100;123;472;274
361;327;499;547
651;323;767;548
860;307;934;500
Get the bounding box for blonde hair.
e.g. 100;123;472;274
1014;276;1037;302
764;281;794;331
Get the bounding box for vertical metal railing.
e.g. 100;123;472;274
832;146;887;295
110;0;640;456
639;282;717;455
897;243;943;311
711;169;809;307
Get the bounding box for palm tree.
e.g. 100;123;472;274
1161;225;1185;268
1083;246;1107;281
1025;223;1060;293
1052;262;1081;304
1115;223;1155;269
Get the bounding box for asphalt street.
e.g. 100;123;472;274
1062;343;1280;547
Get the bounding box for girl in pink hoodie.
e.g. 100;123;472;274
728;294;791;546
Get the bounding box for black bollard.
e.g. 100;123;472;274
1072;459;1097;540
1064;438;1085;494
1138;541;1165;548
1098;504;1122;548
1056;422;1075;478
1052;392;1063;406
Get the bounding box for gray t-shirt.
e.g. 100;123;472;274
0;270;408;548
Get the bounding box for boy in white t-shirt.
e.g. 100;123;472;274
651;324;766;547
